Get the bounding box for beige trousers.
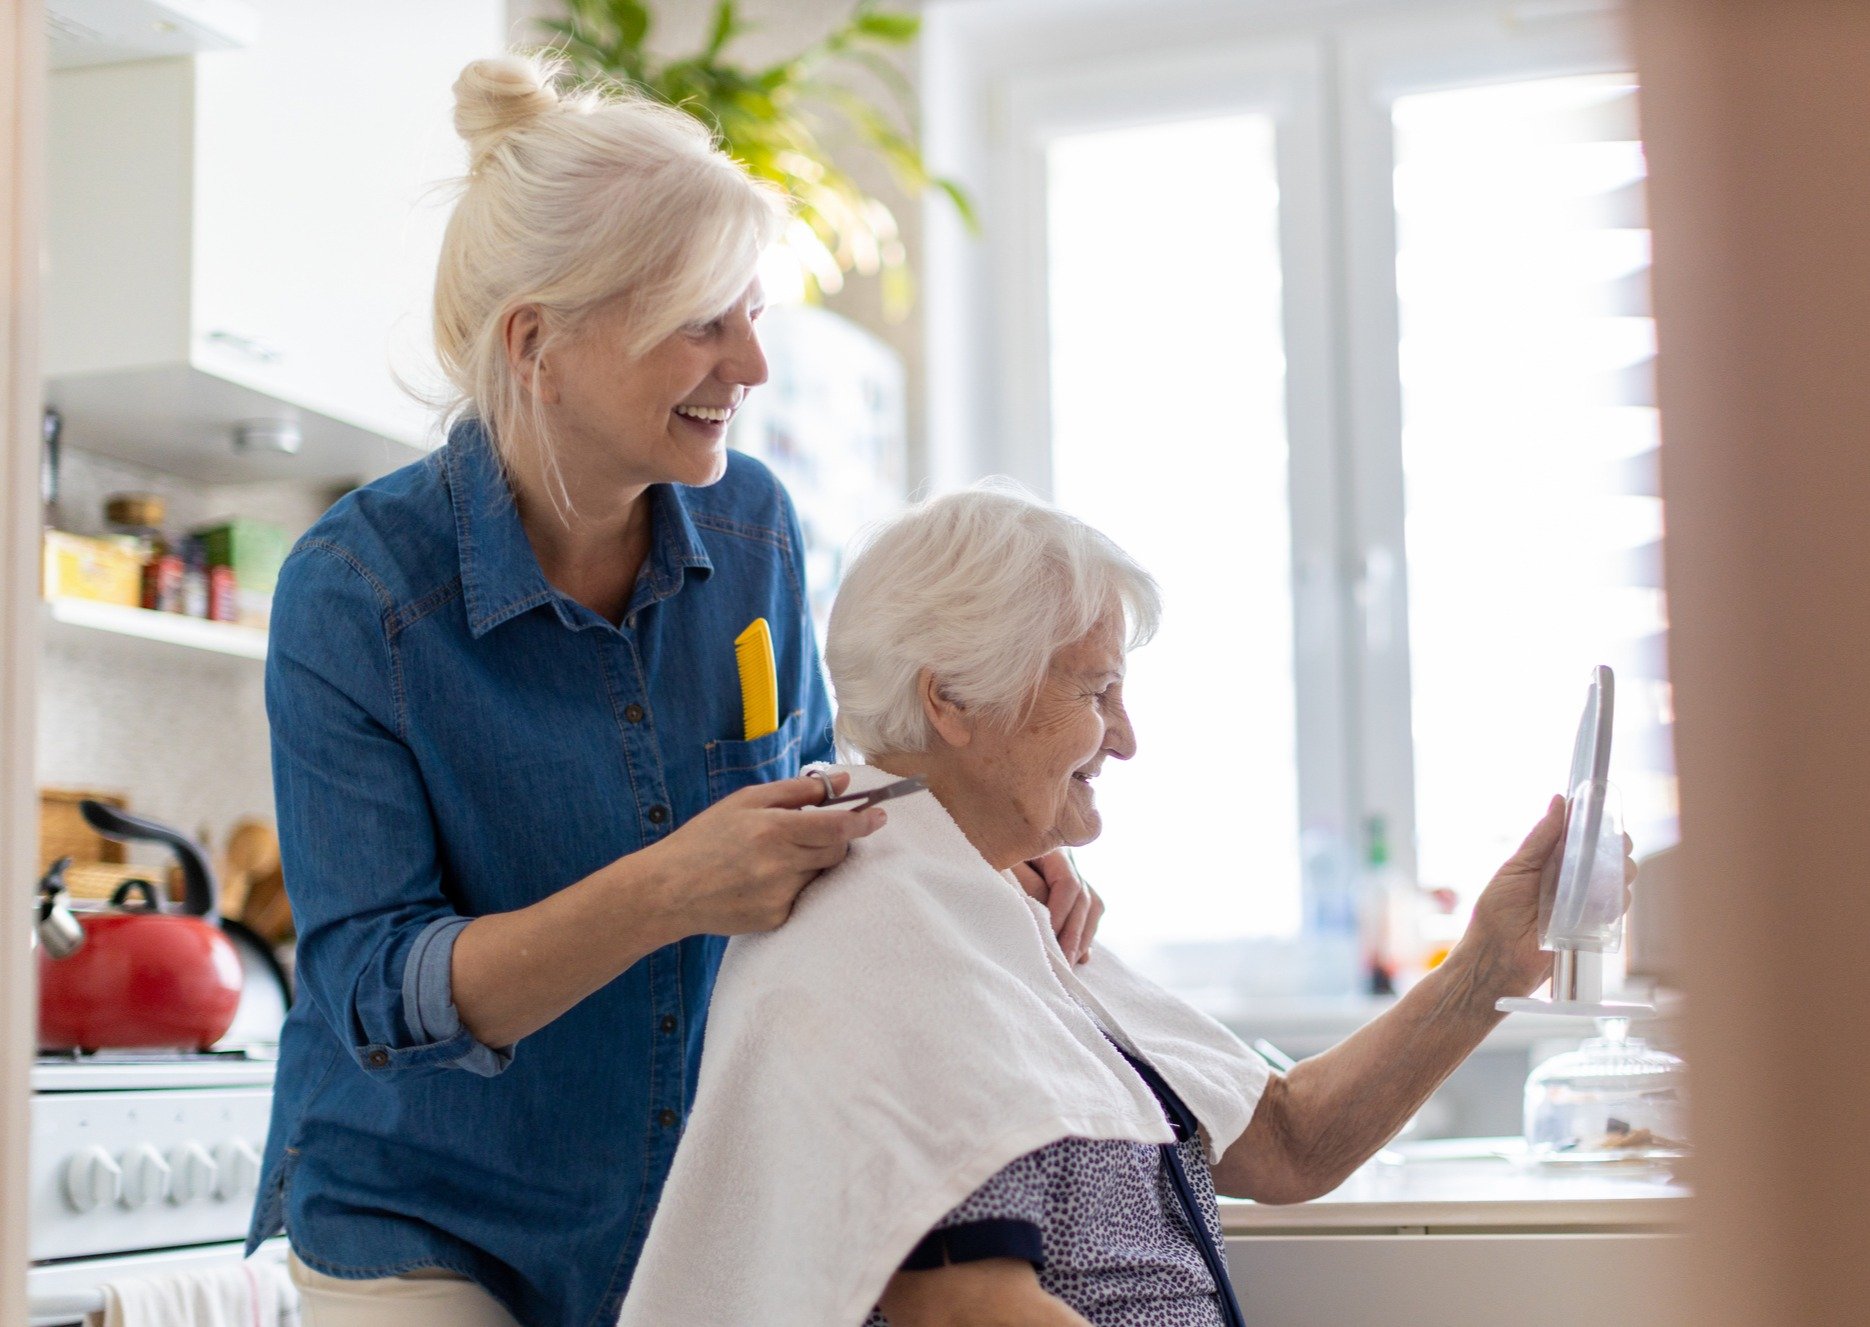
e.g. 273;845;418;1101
287;1251;522;1327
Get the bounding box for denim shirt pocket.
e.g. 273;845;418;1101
703;709;808;802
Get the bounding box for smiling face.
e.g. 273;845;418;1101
541;280;769;490
947;608;1136;869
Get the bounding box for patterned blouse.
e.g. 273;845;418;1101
864;1042;1243;1327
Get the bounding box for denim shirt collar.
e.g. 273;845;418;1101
444;417;714;637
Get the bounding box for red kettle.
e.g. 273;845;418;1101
36;802;243;1052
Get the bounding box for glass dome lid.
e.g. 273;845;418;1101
1524;1017;1689;1164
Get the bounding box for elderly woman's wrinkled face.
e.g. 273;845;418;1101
965;609;1136;862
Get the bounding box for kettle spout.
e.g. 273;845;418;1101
36;857;86;960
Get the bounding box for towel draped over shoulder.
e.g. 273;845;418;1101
616;764;1271;1327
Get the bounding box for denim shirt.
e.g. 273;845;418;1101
246;419;833;1327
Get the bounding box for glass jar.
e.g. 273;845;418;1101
103;492;169;562
1524;1018;1689;1164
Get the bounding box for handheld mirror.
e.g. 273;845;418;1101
1497;664;1653;1018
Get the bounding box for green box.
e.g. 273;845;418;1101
193;519;290;593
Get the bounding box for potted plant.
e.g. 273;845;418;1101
536;0;975;315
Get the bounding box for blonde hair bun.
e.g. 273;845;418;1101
433;48;787;506
453;55;561;169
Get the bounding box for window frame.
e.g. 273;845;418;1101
923;0;1640;944
1336;7;1644;886
993;42;1355;901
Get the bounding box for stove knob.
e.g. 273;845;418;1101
63;1146;123;1213
118;1142;172;1209
167;1141;219;1205
214;1139;261;1200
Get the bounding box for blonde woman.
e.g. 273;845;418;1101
247;56;1098;1327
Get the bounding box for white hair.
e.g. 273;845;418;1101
826;483;1162;759
433;52;788;511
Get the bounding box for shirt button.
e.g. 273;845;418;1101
624;703;646;724
647;805;668;825
658;1108;679;1128
366;1050;390;1068
660;1015;677;1034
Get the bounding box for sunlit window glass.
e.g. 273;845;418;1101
1046;115;1303;990
1392;74;1677;907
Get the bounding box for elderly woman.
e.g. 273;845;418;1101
250;55;1101;1327
617;486;1635;1327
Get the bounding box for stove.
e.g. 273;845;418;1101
27;1050;289;1324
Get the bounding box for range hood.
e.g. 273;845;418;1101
46;0;256;69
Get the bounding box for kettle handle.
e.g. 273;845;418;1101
39;856;71;898
78;801;217;921
109;878;163;912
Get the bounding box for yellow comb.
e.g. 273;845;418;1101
734;618;779;741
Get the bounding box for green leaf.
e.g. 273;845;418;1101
835;48;920;131
851;10;919;43
612;0;652;49
754;59;803;94
933;176;981;233
530;0;961;312
880;262;914;323
704;1;739;59
533;21;615;74
562;0;614;32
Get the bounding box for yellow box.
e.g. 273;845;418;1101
43;531;145;607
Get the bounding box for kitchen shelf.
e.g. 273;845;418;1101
42;597;269;660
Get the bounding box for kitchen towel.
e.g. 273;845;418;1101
95;1256;296;1327
616;764;1271;1327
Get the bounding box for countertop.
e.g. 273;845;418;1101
1220;1138;1690;1235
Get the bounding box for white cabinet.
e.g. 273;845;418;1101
1220;1147;1690;1327
1226;1232;1686;1327
43;0;504;483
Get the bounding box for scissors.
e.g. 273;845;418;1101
816;773;929;810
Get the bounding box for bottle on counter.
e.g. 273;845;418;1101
1359;814;1423;996
42;408;62;528
207;563;239;623
178;536;210;618
1302;828;1364;995
142;550;184;613
104;492;186;615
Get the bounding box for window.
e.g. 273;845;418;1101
925;3;1672;1004
1393;73;1675;908
1047;116;1305;954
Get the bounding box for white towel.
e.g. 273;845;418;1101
617;763;1270;1327
94;1256;294;1327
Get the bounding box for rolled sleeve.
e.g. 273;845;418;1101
268;542;509;1082
396;916;512;1078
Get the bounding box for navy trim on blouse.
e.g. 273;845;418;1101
1117;1044;1249;1327
900;1217;1046;1270
1115;1045;1200;1141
